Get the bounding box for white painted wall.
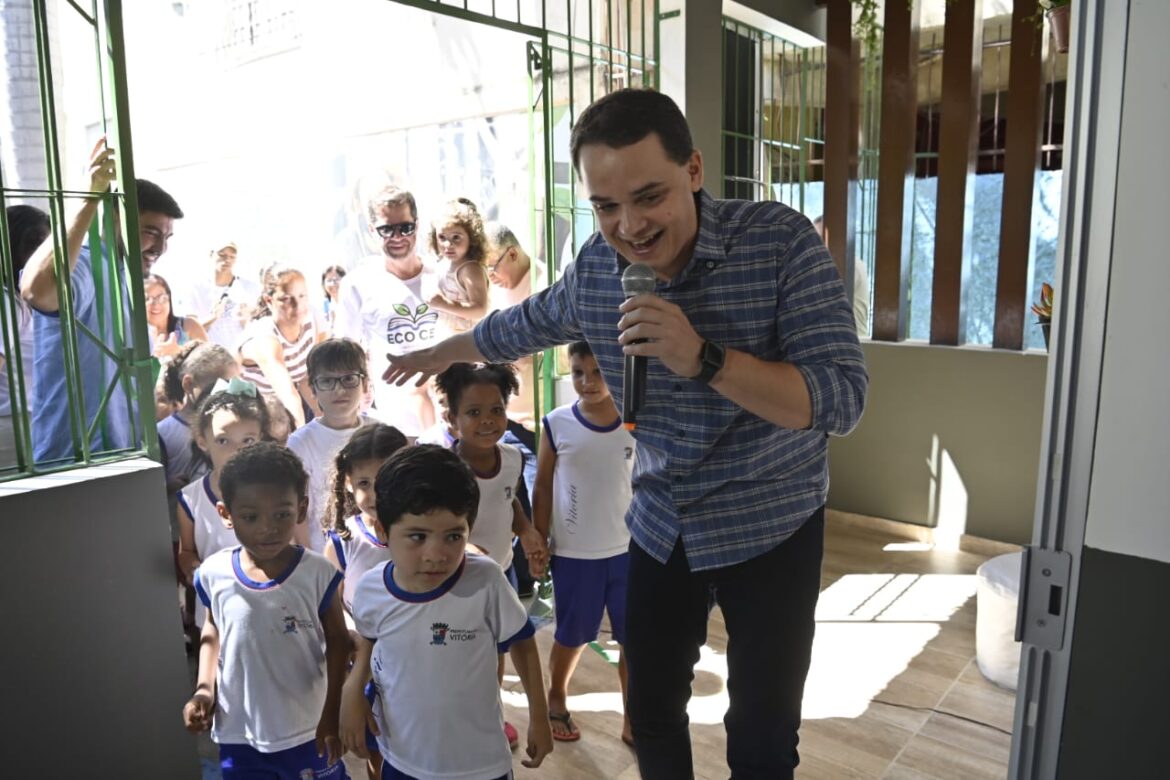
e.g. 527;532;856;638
1083;0;1170;564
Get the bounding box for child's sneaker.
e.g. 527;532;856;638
504;721;519;750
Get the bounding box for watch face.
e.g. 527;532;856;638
703;341;725;368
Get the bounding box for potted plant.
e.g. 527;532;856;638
1040;0;1071;53
1031;282;1054;349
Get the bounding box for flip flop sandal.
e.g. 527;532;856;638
549;711;581;742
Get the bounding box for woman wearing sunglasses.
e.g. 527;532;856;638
238;265;326;429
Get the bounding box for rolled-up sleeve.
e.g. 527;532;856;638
778;231;868;436
474;260;585;362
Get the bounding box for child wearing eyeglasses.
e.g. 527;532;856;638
427;198;491;333
287;338;373;555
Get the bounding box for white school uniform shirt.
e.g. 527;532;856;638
467;443;523;570
327;515;391;612
178;474;238;626
543;402;636;559
286;415;371;553
333;257;441;436
352;555;528;780
195;546;342;753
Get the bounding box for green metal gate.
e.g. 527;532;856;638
0;0;156;480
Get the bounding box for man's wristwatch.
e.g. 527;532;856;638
693;340;726;384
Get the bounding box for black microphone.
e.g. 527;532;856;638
620;263;656;431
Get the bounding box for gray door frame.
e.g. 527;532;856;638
1008;1;1131;777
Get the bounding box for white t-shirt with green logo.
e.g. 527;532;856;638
334;257;440;436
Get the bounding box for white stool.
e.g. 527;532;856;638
975;551;1023;690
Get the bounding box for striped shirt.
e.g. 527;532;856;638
240;318;315;394
474;190;867;571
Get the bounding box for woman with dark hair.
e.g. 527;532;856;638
144;273;208;360
320;264;346;333
2;205;51;461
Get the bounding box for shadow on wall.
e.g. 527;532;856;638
827;342;1048;546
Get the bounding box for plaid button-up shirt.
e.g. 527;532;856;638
475;190;868;571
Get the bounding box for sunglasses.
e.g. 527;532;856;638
375;221;417;239
311;372;366;392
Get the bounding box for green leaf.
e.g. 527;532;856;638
393;304;411;316
416;304;429;315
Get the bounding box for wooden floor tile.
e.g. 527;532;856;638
888;732;1009;779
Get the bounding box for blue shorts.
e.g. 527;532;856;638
503;560;519;593
365;680;380;756
551;553;629;647
219;739;348;779
381;762;509;780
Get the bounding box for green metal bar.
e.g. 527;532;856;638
0;186;33;473
798;47;808;213
65;0;96;25
101;0;155;458
540;39;558;420
651;0;658;88
32;0;90;465
606;0;614;93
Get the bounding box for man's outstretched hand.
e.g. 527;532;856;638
382;347;451;387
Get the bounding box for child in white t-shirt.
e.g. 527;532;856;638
287;338;372;554
532;341;636;745
183;442;349;779
176;381;272;628
340;445;553;779
323;423;409;613
434;362;550;751
323;423;409;778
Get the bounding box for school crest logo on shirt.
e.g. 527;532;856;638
624;446;634;460
504;486;513;500
282;615;315;635
386;303;438;347
430;622;477;645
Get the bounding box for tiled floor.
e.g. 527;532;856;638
193;511;1020;779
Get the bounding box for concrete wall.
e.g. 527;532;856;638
0;459;199;778
828;341;1048;545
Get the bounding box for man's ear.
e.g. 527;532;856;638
217;501;234;529
687;149;704;192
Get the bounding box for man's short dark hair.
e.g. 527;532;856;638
219;441;308;510
570;88;694;173
374;445;479;534
306;338;367;383
367;185;418;222
135;179;183;219
568;341;593;359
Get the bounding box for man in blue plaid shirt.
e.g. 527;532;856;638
385;88;868;779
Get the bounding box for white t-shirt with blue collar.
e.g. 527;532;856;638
352;554;532;780
194;546;342;752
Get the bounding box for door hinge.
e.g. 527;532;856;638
1015;545;1072;651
